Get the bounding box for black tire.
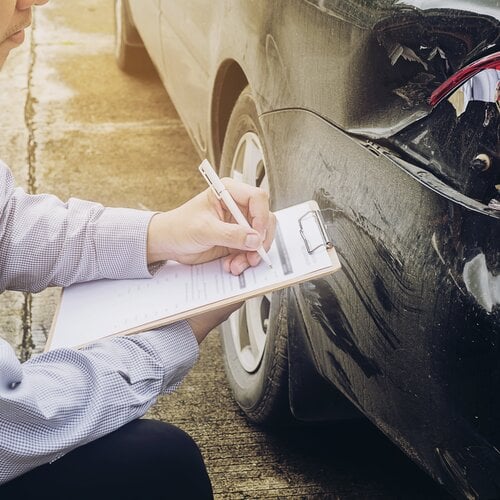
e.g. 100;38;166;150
219;86;291;424
114;0;153;75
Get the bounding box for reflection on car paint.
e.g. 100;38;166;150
463;253;500;313
436;439;500;500
435;447;480;500
430;232;465;294
448;69;500;117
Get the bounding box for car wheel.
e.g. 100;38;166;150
219;86;291;424
114;0;151;74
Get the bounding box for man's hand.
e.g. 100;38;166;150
147;177;276;275
187;301;244;344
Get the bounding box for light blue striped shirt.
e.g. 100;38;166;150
0;161;199;484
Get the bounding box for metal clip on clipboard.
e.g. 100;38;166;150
298;209;333;254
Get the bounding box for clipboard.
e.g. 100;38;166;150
46;200;341;351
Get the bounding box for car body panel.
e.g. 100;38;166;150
157;1;217;152
260;107;500;498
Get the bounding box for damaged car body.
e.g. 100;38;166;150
115;1;500;498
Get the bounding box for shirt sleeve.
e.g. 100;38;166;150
0;160;156;292
0;320;199;485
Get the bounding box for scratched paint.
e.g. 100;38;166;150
261;100;500;497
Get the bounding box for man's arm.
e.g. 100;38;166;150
0;322;199;485
0;157;274;485
0;160;276;292
0;161;155;292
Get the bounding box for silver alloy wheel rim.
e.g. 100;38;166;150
228;132;271;373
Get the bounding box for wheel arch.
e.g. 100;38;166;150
210;60;248;169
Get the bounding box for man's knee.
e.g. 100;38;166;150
134;419;204;469
127;419;213;498
1;419;213;499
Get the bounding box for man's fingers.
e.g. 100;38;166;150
261;212;276;250
223;252;253;275
220;177;271;232
202;178;275;275
208;218;263;251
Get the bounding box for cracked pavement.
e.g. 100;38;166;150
0;1;451;498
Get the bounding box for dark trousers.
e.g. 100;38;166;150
1;419;213;499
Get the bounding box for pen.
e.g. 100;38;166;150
198;159;273;268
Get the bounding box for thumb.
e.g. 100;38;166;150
210;219;262;251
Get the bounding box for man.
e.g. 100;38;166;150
0;1;276;498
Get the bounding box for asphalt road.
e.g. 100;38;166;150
0;1;453;498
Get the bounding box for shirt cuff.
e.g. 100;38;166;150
135;320;199;393
94;207;156;279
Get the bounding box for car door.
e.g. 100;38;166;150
158;1;220;156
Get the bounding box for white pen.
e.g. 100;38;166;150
199;159;273;268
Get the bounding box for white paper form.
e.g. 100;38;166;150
48;201;339;350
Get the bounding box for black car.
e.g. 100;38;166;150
114;1;500;498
